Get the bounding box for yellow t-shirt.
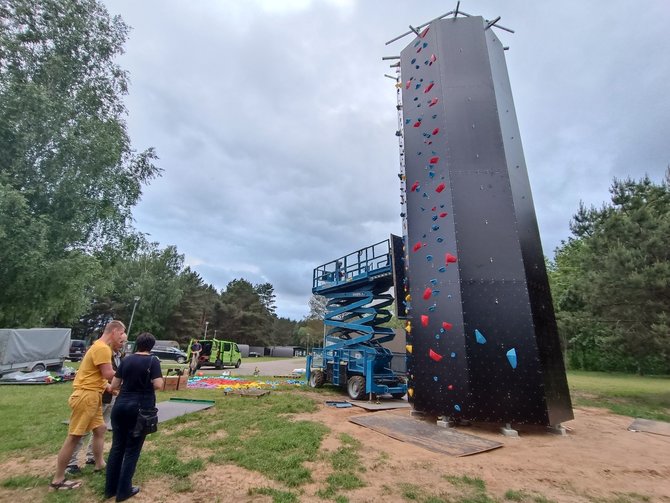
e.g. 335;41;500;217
73;340;112;392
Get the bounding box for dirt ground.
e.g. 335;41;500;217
2;390;669;503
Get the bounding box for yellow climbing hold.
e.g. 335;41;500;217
405;344;413;353
408;388;414;398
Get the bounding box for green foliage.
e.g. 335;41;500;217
0;0;159;327
550;173;670;374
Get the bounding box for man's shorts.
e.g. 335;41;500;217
67;389;104;436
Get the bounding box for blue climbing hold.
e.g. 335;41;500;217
454;404;461;412
451;352;456;358
438;266;446;272
430;279;437;285
426;255;433;262
506;348;518;369
436;237;444;243
475;329;487;344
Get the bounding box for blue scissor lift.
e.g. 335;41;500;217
306;237;408;400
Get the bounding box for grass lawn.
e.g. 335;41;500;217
567;370;670;422
0;370;667;502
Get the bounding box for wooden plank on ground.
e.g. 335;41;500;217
349;411;502;457
628;418;670;437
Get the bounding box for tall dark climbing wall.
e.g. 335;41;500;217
400;15;573;425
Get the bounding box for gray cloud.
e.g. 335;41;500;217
105;0;670;319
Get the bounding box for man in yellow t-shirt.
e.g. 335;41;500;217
50;320;126;491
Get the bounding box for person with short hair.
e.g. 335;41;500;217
66;332;127;474
51;320;126;491
105;332;163;501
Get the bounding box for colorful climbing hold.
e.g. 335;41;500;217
435;183;446;193
429;54;437;64
405;344;413;354
442;321;453;330
408;388;414;398
410;181;420;192
454;404;461;412
429;349;443;362
429;156;440;164
422;288;432;300
506;348;518;369
432;127;440;135
475;329;487;344
412;242;423;252
424;82;434;93
429;98;438;107
426;254;433;262
439;212;448;218
445;253;457;263
421;314;429;326
419;26;430;38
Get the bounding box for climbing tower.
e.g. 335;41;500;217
393;13;573;425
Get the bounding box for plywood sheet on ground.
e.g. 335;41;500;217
157;399;214;423
349;399;411;411
349;411;503;456
628;417;670;437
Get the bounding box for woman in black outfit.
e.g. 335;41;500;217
105;332;163;501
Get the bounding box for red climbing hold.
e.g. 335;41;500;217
439;212;448;218
445;253;457;264
423;82;434;93
430;54;437;64
413;121;421;128
421;314;429;327
410;181;419;192
442;321;453;330
429;156;439;164
447;384;454;390
429;98;438;107
423;287;432;300
405;80;411;89
429;349;443;362
431;206;437;212
412;242;423;252
435;183;445;193
432;128;440;135
420;26;430;38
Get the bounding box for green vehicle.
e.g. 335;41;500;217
186;338;242;369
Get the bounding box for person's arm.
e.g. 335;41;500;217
98;362;115;382
150;356;164;391
152;377;164;390
110;376;122;391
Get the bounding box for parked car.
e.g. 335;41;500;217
248;351;261;358
150;346;188;364
69;339;88;362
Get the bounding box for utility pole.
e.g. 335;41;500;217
204;321;209;340
127;296;141;339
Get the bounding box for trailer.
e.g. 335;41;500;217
0;328;71;375
306;237;407;400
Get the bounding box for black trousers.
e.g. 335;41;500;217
105;395;153;499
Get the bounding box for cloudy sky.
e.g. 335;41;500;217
103;0;669;320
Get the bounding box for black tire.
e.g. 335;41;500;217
176;357;186;364
31;363;46;372
347;375;366;400
235;359;241;368
391;392;406;399
214;360;223;370
309;369;325;388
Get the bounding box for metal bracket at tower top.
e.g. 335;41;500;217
384;2;514;46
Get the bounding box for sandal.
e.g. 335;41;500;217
50;479;82;490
